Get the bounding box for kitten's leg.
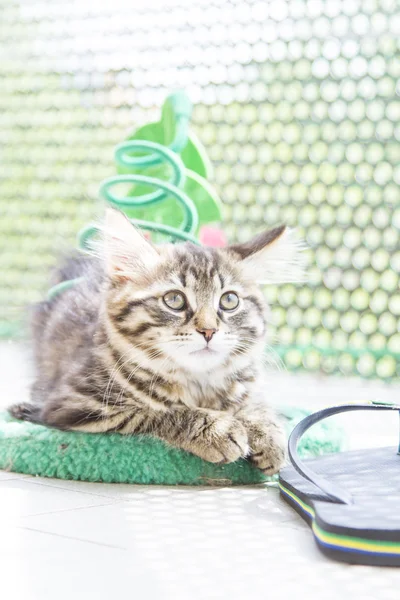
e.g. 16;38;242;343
46;399;250;465
234;404;286;475
115;406;250;464
159;408;250;464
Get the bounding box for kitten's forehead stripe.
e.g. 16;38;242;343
171;274;186;288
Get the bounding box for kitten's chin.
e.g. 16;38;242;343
172;348;229;373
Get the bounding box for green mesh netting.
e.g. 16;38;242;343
1;0;399;380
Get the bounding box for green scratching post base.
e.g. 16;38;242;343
0;408;343;486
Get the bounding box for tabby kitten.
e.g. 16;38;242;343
10;209;305;474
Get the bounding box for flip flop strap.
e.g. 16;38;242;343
288;403;400;505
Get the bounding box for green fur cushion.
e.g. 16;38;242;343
0;407;344;485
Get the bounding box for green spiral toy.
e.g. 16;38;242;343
48;92;223;299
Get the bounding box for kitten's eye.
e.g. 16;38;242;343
220;291;239;311
163;291;187;311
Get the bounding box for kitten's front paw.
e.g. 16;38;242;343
193;415;249;465
249;424;286;475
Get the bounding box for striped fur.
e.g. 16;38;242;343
9;211;305;472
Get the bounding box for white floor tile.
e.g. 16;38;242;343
19;476;170;500
0;471;24;481
0;524;166;600
0;479;116;518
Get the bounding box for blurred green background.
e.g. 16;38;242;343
0;0;399;380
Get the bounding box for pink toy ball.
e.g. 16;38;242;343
199;226;227;248
142;226;227;248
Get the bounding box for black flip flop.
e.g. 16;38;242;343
279;402;400;566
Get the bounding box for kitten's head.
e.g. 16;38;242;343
102;209;305;374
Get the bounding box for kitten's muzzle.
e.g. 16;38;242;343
196;328;217;343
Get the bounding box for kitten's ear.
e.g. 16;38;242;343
229;226;306;284
103;208;159;280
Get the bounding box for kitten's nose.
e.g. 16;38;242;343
196;328;217;343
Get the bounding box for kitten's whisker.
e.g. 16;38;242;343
230;337;285;372
103;347;137;416
103;344;164;413
148;354;172;401
113;349;164;407
114;348;166;407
